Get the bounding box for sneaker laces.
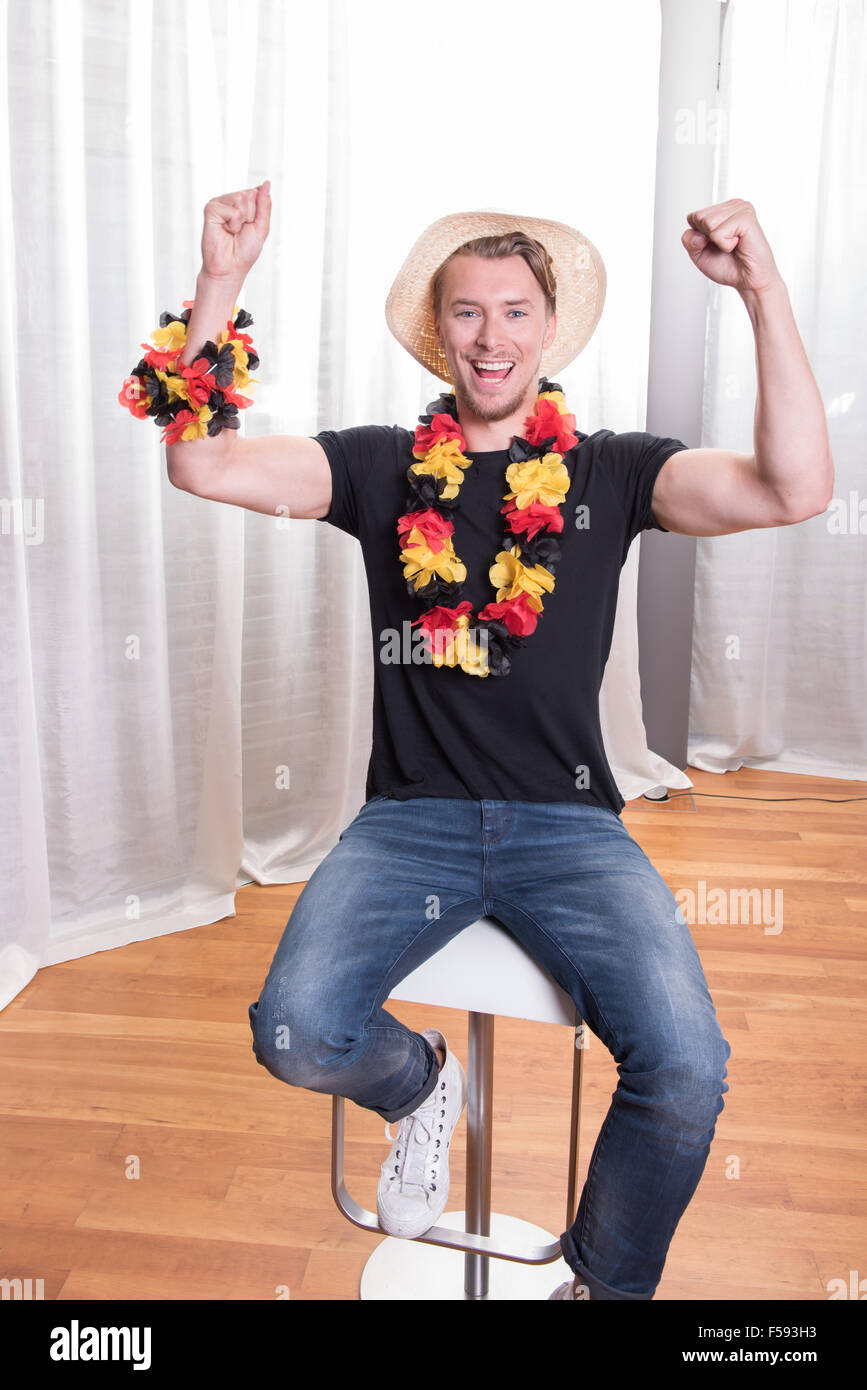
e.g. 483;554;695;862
383;1077;445;1196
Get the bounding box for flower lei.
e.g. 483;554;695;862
400;378;579;678
118;300;258;444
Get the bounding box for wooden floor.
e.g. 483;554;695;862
1;765;865;1302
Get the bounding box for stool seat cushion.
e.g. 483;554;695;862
387;915;578;1025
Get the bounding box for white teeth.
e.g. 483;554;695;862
472;360;514;370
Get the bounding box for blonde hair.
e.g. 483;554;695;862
431;232;557;322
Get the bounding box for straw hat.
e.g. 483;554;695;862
385;209;606;384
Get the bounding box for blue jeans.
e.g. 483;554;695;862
248;796;731;1300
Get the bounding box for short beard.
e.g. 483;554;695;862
455;364;542;423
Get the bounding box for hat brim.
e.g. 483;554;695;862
385;210;606;384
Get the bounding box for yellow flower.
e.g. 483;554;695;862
538;389;567;411
428;621;490;677
402;538;467;592
457;626;491;676
411;438;471;500
504;454;570;509
489;548;555;611
157;369;194;405
217;333;253;389
412;435;467;464
151;320;188;356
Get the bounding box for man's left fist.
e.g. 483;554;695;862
682;198;782;295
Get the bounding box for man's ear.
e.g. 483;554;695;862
544;310;558;351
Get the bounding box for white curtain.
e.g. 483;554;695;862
688;0;867;781
1;0;688;1012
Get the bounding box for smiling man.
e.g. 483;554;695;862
162;189;833;1299
432;253;556;433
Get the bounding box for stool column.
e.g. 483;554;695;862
464;1011;495;1298
566;1019;585;1228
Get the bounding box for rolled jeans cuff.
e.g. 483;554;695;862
558;1227;654;1301
365;1034;441;1123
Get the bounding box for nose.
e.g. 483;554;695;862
474;322;504;352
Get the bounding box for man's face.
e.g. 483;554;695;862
433;253;557;423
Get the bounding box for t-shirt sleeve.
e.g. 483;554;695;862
311;424;395;539
312;422;375;536
602;430;689;550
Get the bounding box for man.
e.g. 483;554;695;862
167;189;833;1299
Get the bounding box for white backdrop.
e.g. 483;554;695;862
688;0;867;780
1;0;692;1011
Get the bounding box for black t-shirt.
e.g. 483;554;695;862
313;422;687;815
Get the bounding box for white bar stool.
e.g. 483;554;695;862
331;914;586;1300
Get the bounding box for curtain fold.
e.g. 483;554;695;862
2;0;691;1010
688;0;867;782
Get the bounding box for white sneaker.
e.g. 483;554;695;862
548;1280;577;1299
548;1278;590;1299
376;1027;467;1239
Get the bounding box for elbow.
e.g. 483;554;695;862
804;476;836;521
166;455;198;494
165;447;183;491
781;498;831;525
807;454;836;517
776;475;835;524
767;451;835;524
775;496;830;525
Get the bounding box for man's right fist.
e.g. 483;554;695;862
200;181;271;283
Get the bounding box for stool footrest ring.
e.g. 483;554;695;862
329;1009;584;1285
332;1165;563;1264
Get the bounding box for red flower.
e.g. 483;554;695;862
160;408;203;446
413;412;466;456
140;343;179;371
397;508;454;554
524;397;578;454
226;322;255;354
221;382;255;409
501;499;564;540
179;356;215;406
478;593;539;637
410;602;473;659
117;375;150;418
410;601;473;633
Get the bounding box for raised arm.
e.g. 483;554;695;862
165;183;332;520
650;199;834;537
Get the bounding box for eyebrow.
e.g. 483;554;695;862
450;297;534;308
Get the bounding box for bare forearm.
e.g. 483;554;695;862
741;277;834;512
165;269;245;483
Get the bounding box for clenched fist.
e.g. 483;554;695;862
681;198;782;297
200;181;272;283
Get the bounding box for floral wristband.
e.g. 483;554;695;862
118;300;259;444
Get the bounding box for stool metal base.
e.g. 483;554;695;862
360;1212;575;1300
332;1010;585;1297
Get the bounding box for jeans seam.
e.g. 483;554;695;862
483;895;624;1057
361;896;485;1032
355;897;484;1112
571;1088;619;1266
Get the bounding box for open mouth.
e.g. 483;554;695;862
470;359;515;386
